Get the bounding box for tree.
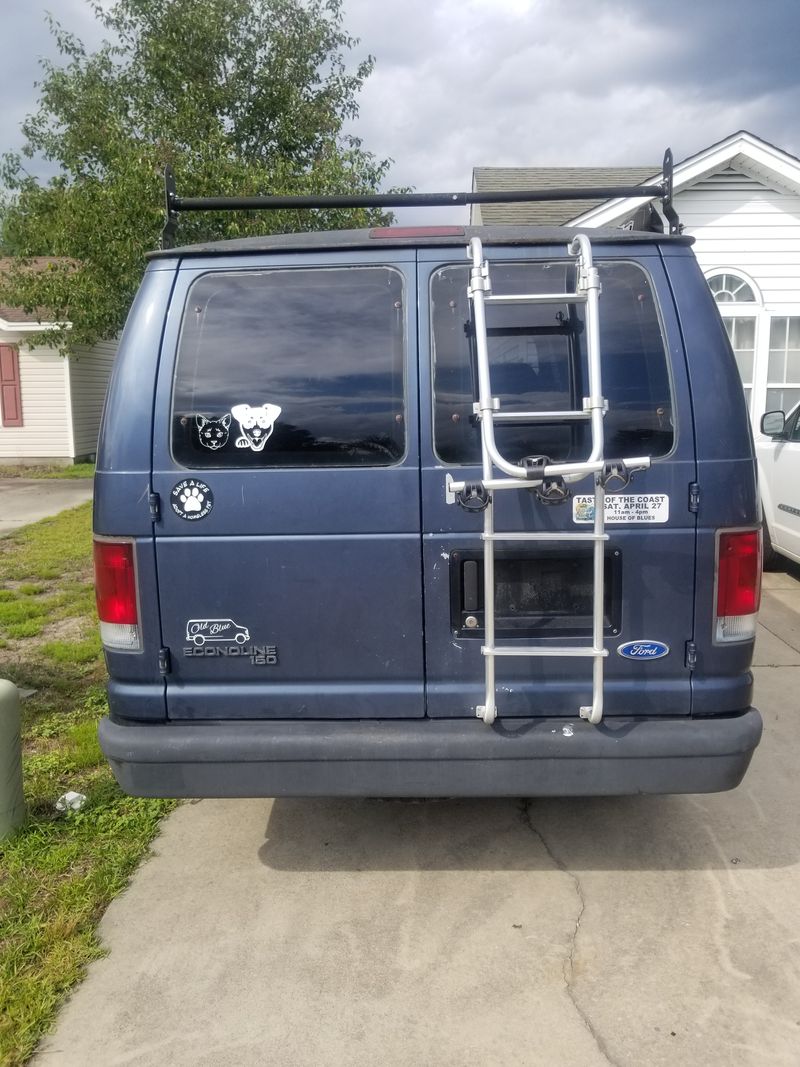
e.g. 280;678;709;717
0;0;391;350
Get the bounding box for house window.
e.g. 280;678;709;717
706;271;761;413
722;318;755;410
0;345;23;427
767;317;800;414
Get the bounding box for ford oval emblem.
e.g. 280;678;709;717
617;640;670;660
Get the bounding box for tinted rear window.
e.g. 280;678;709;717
172;266;406;468
432;260;674;465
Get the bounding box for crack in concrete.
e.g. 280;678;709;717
758;616;800;655
519;800;620;1067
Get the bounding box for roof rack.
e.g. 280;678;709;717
161;148;680;249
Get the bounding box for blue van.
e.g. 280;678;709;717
94;171;763;796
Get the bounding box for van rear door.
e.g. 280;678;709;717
151;250;424;720
418;243;697;719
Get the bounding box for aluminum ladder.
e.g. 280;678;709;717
446;235;652;725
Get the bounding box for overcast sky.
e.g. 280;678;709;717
3;0;800;223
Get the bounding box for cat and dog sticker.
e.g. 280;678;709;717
196;402;282;453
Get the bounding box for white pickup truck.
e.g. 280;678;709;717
757;402;800;567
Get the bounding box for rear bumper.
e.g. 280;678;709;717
99;709;763;798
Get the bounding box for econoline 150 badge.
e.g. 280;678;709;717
617;640;670;660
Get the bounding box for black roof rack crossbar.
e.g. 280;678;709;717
162;148;679;248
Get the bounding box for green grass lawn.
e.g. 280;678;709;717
0;503;174;1066
0;463;95;480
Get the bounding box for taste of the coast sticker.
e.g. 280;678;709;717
573;494;669;524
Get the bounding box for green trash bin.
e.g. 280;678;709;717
0;679;26;838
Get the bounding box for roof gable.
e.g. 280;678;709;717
570;131;800;228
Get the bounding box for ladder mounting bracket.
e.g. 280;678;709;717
600;461;634;490
468;262;491;295
521;455;550;483
454;482;490;513
534;476;571;506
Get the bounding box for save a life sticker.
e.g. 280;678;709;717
573;494;669;524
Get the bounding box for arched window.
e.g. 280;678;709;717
707;272;757;304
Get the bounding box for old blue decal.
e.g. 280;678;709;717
617;640;670;660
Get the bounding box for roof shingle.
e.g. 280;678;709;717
471;166;659;225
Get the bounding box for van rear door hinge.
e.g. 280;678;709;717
158;647;171;675
688;483;700;513
149;491;161;522
685;641;697;670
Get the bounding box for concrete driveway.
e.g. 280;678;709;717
0;478;93;534
34;569;800;1067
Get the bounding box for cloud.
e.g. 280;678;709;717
586;0;800;96
342;0;800;219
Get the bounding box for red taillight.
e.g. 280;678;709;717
717;531;761;616
715;530;761;642
94;540;138;624
94;540;140;655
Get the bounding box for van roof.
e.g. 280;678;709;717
147;224;694;260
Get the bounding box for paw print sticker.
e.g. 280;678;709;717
180;486;204;513
170;479;214;521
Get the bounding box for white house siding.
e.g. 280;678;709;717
0;345;72;461
67;340;117;460
676;170;800;305
673;168;800;424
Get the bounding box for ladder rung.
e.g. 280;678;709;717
482;532;608;542
483;646;608;658
492;410;591;423
483;293;587;306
